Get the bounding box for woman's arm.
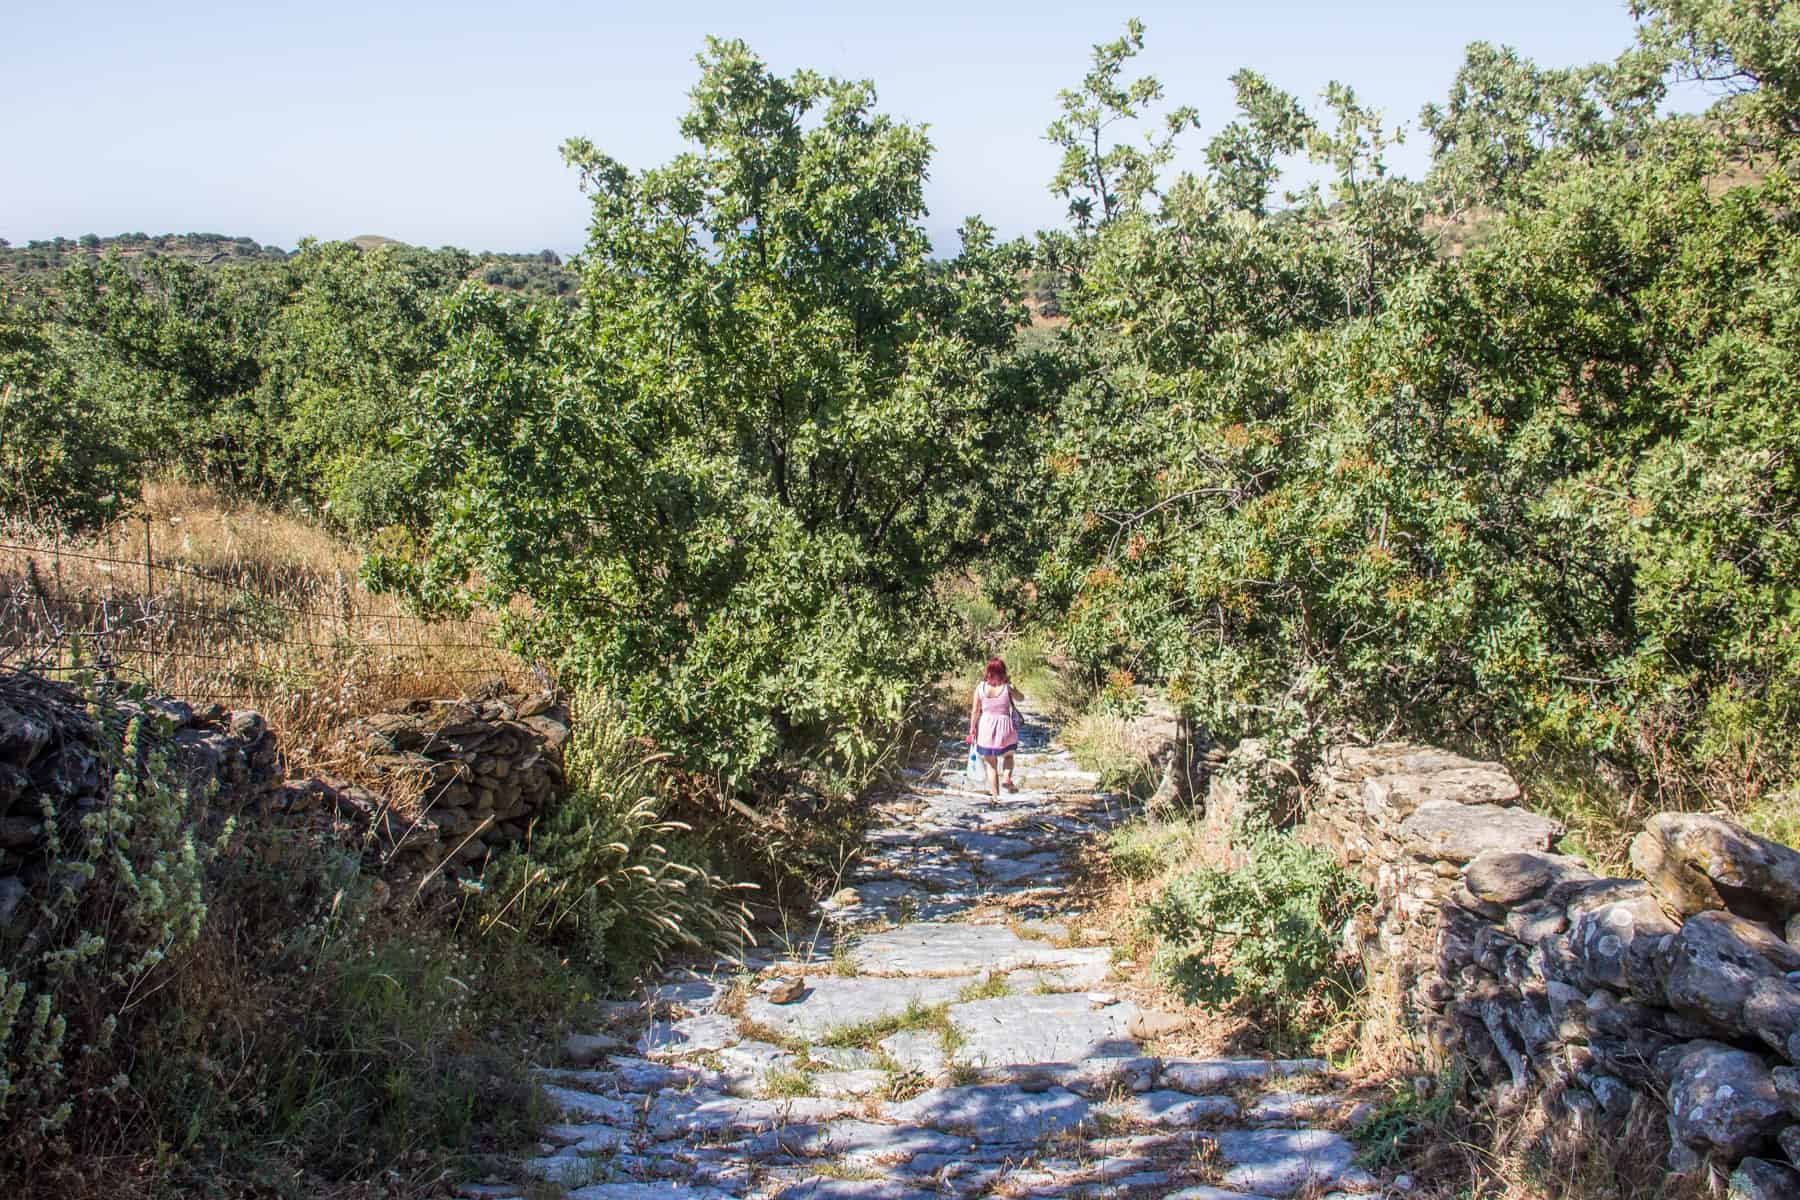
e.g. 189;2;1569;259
969;687;982;739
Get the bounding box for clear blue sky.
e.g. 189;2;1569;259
3;0;1658;256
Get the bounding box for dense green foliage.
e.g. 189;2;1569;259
366;40;1037;788
1030;6;1800;813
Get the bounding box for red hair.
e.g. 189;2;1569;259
983;657;1009;686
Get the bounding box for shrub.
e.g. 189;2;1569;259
1142;821;1368;1041
474;699;752;986
0;709;221;1171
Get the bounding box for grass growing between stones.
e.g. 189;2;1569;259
957;973;1011;1002
817;999;951;1050
760;1068;819;1099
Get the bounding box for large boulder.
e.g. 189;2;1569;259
1465;849;1596;906
1562;893;1681;1003
1729;1158;1800;1200
1661;911;1800;1030
1659;1040;1789;1162
1632;813;1800;925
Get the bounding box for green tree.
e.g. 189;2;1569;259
372;39;1031;787
1046;19;1199;231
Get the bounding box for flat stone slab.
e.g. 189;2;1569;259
543;1122;633;1152
765;1119;978;1161
539;1085;640;1124
887;1083;1091;1141
776;1182;943;1200
970;1056;1157;1096
1246;1090;1363;1125
1398;799;1561;864
568;1185;738;1200
848;923;1110;977
1210;1128;1375;1196
948;991;1142;1066
878;1029;948;1075
1106;1089;1240;1126
647;1092;859;1138
812;1068;890;1098
740;975;974;1040
1160;1058;1328;1093
637;1013;742;1057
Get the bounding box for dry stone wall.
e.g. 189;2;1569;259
0;670;571;923
300;691;571;884
1307;742;1800;1194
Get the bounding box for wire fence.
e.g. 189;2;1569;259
0;537;524;723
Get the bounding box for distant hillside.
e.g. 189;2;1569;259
0;231;578;302
0;232;289;277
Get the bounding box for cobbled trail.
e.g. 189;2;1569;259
463;701;1381;1200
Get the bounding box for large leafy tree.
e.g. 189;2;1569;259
373;40;1029;786
1031;11;1800;807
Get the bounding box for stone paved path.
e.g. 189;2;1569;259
465;703;1380;1200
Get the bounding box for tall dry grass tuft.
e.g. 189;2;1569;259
0;482;527;777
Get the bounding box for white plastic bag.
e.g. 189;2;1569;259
966;745;984;784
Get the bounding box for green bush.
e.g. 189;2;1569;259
475;700;752;985
1142;822;1368;1040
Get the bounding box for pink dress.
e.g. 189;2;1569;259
974;684;1018;756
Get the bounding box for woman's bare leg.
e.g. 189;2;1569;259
1002;750;1017;790
983;755;1000;798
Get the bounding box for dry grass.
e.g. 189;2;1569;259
0;481;527;776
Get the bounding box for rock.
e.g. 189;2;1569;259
1398;800;1562;864
1633;813;1800;924
948;991;1141;1066
1565;894;1682;1003
1465;850;1595;906
0;817;42;848
1729;1158;1800;1200
1211;1128;1375;1195
1105;1089;1239;1126
1776;1068;1800;1118
1661;911;1800;1028
968;1056;1157;1097
567;1185;737;1200
636;1013;741;1057
1465;850;1555;904
1161;1058;1328;1093
1658;1040;1789;1160
561;1032;624;1066
765;977;806;1004
886;1083;1090;1141
1779;1127;1800;1170
1127;1009;1185;1040
539;1085;637;1124
0;875;25;925
877;1029;948;1077
847;921;1109;977
1745;976;1800;1061
811;1068;889;1098
742;975;972;1040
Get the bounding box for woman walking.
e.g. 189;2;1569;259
969;657;1023;798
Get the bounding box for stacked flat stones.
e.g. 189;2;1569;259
0;671;281;926
470;703;1381;1200
1310;740;1800;1193
319;691;570;880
